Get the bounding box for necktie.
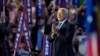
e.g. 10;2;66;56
57;22;62;29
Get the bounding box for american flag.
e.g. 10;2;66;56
85;0;98;56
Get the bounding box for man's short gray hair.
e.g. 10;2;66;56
58;8;69;15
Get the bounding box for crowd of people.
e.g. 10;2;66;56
0;0;96;56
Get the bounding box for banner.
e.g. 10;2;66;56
58;0;61;6
61;0;67;7
37;0;42;17
13;0;32;56
42;35;52;56
56;0;68;7
3;40;11;56
24;0;32;48
14;13;24;52
72;0;79;5
23;21;31;49
14;12;32;56
26;0;32;23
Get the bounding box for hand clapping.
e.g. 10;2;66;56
51;23;58;36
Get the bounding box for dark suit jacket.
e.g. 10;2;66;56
48;20;75;56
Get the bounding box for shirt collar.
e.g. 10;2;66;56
59;18;67;24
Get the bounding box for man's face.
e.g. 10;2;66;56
57;9;67;21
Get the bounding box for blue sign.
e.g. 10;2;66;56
42;35;52;56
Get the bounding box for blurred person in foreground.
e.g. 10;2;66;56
72;27;86;56
48;8;75;56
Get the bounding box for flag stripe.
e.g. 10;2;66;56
91;32;98;56
86;0;93;56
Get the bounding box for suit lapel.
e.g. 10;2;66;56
59;20;68;31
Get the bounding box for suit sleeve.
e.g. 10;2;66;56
47;32;55;42
57;24;75;42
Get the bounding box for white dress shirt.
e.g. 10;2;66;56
57;18;67;30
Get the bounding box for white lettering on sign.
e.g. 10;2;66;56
16;37;19;41
20;17;23;21
19;24;21;29
27;9;31;12
17;34;20;38
28;12;30;16
27;0;30;7
19;20;22;24
18;27;21;32
15;42;17;48
45;51;49;55
44;36;49;55
25;32;28;36
26;36;28;40
27;8;31;22
24;27;26;31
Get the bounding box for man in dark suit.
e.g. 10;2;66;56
48;8;75;56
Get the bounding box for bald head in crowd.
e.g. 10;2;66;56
57;8;69;21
